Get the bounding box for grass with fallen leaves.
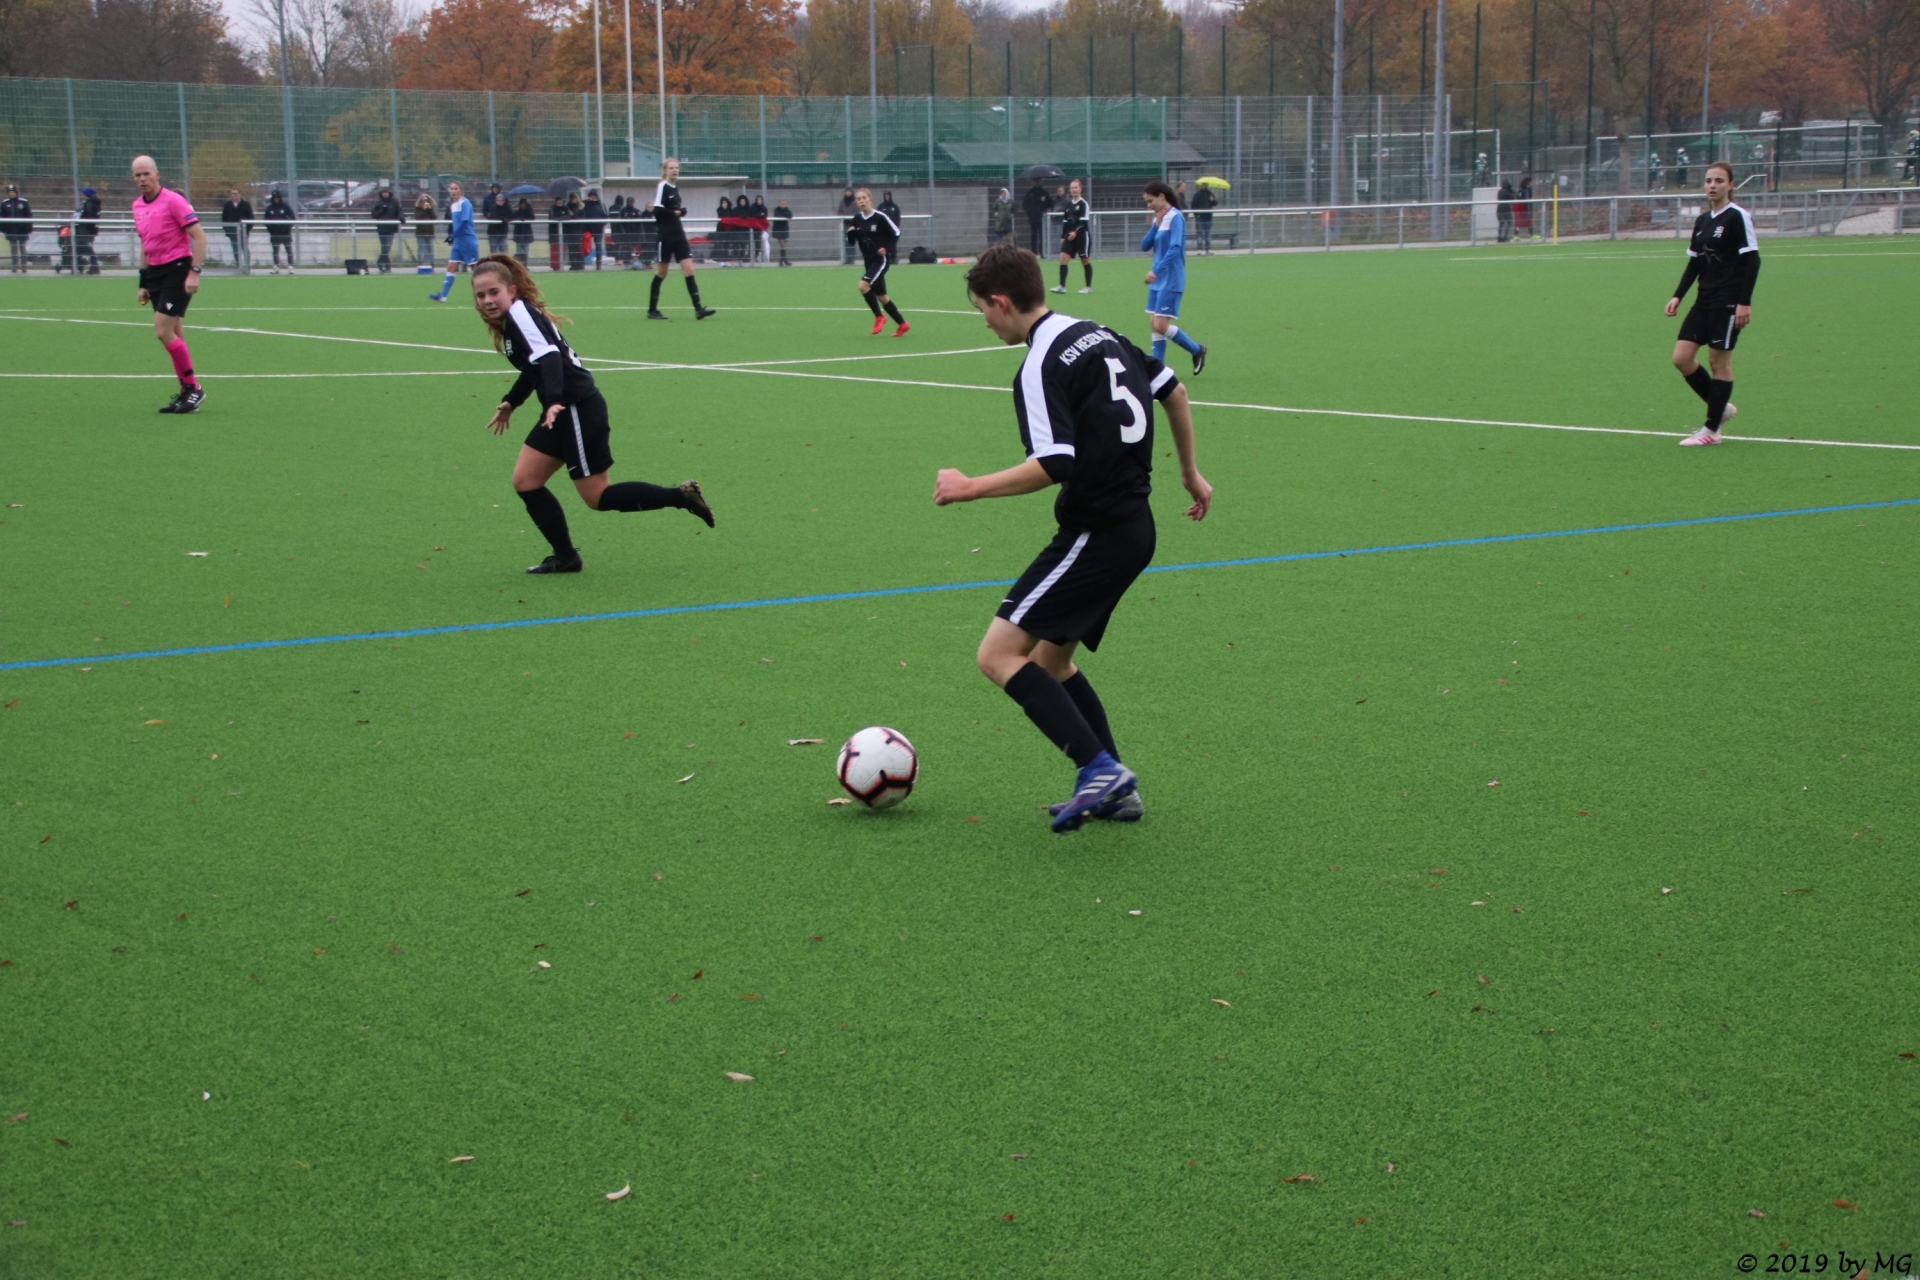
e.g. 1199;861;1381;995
2;240;1917;1276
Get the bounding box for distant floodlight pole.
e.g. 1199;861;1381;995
1431;0;1446;231
274;0;297;196
1699;22;1711;137
655;0;667;164
592;0;605;182
1331;0;1345;206
869;0;878;161
625;0;635;173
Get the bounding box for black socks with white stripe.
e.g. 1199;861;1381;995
1004;662;1104;770
517;486;575;557
598;481;684;513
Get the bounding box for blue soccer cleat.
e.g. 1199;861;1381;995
1050;752;1138;833
1049;791;1143;823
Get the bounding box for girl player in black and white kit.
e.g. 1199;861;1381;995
1051;178;1093;295
645;157;716;321
846;188;909;336
471;255;714;574
1666;160;1760;446
935;244;1212;833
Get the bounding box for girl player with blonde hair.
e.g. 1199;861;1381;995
470;255;715;574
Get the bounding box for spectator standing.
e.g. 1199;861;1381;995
512;196;536;265
749;194;769;262
263;189;296;273
838;186;858;263
1022;178;1051;254
74;186;101;274
771;197;792;265
547;195;566;270
482;183;510;255
1515;176;1535;239
413;192;437;267
369;187;402;273
564;192;585;269
1496;176;1515;242
1191;182;1216;253
989;187;1013;246
1674;147;1690;189
1474;152;1491;186
579;188;607;267
878;190;902;229
2;185;33;272
716;195;734;261
220;188;254;269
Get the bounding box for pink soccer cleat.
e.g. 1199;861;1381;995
1679;427;1722;446
870;315;887;336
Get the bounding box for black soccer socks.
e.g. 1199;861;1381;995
1005;662;1103;770
649;275;664;310
597;481;682;513
1683;365;1714;404
863;291;883;316
517;485;575;557
1060;670;1119;760
1084;261;1093;287
1059;263;1069;288
882;300;904;324
1707;380;1735;429
684;276;703;307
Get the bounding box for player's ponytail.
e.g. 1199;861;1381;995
472;253;569;352
1143;179;1182;210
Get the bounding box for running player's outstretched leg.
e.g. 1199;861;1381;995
585;475;715;526
880;294;908;338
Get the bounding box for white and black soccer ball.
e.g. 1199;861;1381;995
836;726;918;809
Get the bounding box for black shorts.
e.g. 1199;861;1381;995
140;257;195;317
1678;297;1743;351
997;507;1156;652
657;232;693;264
524;391;614;480
860;251;891;291
1060;227;1090;259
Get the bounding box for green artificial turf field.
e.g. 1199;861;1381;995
2;240;1917;1278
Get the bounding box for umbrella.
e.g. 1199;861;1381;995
1196;176;1231;190
1020;164;1066;181
547;176;587;198
508;184;546;196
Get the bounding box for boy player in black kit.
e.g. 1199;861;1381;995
935;244;1213;832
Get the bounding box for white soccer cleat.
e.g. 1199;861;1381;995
1050;285;1066;294
1078;286;1093;294
1679;427;1722;446
1718;402;1737;426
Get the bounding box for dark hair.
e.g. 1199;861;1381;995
1705;160;1735;180
472;254;567;351
965;242;1045;311
1143;179;1181;209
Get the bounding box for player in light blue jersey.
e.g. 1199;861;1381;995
1139;179;1206;375
429;181;480;302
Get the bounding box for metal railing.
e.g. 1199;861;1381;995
1052;186;1917;256
0;213;933;274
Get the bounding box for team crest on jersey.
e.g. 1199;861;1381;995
1712;225;1724;238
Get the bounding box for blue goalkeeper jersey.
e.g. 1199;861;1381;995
447;197;474;240
1139;207;1187;293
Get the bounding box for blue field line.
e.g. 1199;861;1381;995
4;496;1914;674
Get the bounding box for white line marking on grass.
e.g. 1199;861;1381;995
0;304;986;315
1450;250;1920;262
0;370;505;380
704;345;1012;369
0;312;498;359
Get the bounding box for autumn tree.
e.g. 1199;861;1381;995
1820;0;1920;134
393;0;565;91
0;0;255;81
550;0;799;95
792;0;972;96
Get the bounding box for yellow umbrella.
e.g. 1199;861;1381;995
1196;176;1231;190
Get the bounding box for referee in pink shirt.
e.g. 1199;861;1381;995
130;154;209;414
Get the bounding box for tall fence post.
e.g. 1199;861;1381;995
389;88;401;187
1304;96;1313;203
488;91;497;184
177;83;191;200
582;94;592;174
280;73;298;198
65;78;80;207
845;95;854;186
758;94;769;206
1160;96;1168;181
1006;94;1014;190
926;95;936;251
1232;95;1243;201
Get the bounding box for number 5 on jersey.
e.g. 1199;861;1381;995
1106;357;1147;443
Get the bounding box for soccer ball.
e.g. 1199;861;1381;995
836;726;918;809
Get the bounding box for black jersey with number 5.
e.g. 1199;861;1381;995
1014;312;1181;530
500;299;597;409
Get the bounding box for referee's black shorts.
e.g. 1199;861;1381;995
1678;296;1743;351
140;257;195;317
1060;227;1089;259
997;507;1155;652
524;390;614;480
860;250;891;291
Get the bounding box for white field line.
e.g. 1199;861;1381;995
0;369;504;380
0;304;985;316
1450;250;1920;262
0;312;498;359
3;312;1915;453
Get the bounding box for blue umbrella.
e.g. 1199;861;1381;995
508;184;545;196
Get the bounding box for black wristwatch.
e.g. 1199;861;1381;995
188;263;203;273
